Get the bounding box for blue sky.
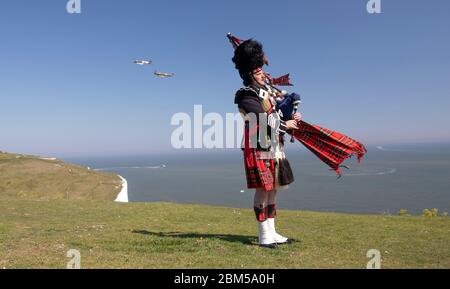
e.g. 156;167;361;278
0;0;449;157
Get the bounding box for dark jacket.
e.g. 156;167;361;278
234;85;287;151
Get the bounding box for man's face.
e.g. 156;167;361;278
251;68;266;87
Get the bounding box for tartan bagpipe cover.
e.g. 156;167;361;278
289;121;368;176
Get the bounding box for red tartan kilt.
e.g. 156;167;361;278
243;148;275;191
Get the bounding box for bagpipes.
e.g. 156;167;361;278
228;33;367;177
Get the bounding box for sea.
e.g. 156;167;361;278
64;143;450;215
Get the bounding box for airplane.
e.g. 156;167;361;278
133;59;152;65
154;71;175;78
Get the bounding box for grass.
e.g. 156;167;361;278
0;151;121;201
0;151;449;268
0;199;449;269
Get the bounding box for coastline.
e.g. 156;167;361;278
114;175;129;203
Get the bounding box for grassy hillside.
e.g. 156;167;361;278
0;200;449;269
0;151;449;269
0;151;121;201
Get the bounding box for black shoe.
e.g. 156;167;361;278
259;243;278;249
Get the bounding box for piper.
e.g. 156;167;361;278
232;39;299;248
228;33;368;249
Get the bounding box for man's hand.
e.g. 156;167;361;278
285;120;298;130
293;112;302;122
275;91;287;99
